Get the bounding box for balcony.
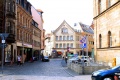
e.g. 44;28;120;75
6;11;16;19
6;34;16;43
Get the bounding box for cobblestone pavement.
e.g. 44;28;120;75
0;58;91;80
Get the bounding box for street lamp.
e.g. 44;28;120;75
22;26;26;64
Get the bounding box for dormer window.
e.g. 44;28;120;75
61;28;68;33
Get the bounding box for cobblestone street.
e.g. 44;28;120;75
0;59;91;80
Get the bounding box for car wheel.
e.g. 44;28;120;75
103;76;114;80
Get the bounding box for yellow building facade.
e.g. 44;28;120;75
93;0;120;64
51;20;94;58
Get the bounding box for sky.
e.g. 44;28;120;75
28;0;93;34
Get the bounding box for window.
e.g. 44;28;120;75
61;28;68;33
65;36;67;40
6;21;15;34
67;43;69;47
56;36;58;41
6;22;10;33
56;44;58;48
35;22;38;27
98;0;102;13
17;29;19;39
63;43;66;48
65;28;68;33
70;43;73;48
108;31;112;47
63;36;65;40
24;1;26;9
22;16;23;24
7;2;11;11
6;1;15;12
67;36;69;40
99;34;102;48
59;36;62;40
59;44;62;48
108;0;111;7
12;2;15;12
11;22;15;34
70;36;73;40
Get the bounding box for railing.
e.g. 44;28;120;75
68;59;109;66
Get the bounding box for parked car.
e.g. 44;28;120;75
80;56;89;62
114;73;120;80
42;56;49;62
91;65;120;80
68;56;79;63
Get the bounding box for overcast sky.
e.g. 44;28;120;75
28;0;93;34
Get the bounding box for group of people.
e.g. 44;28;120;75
10;54;23;66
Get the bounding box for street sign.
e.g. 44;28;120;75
80;36;87;48
80;36;86;44
2;40;5;43
80;43;86;48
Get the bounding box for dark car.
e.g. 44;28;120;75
114;73;120;80
91;65;120;80
42;56;49;62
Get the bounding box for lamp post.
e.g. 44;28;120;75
22;26;26;64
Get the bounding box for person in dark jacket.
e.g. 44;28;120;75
65;56;68;63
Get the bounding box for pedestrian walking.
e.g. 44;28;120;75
65;56;68;63
17;54;21;66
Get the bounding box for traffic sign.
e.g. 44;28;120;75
2;40;5;43
80;43;86;48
